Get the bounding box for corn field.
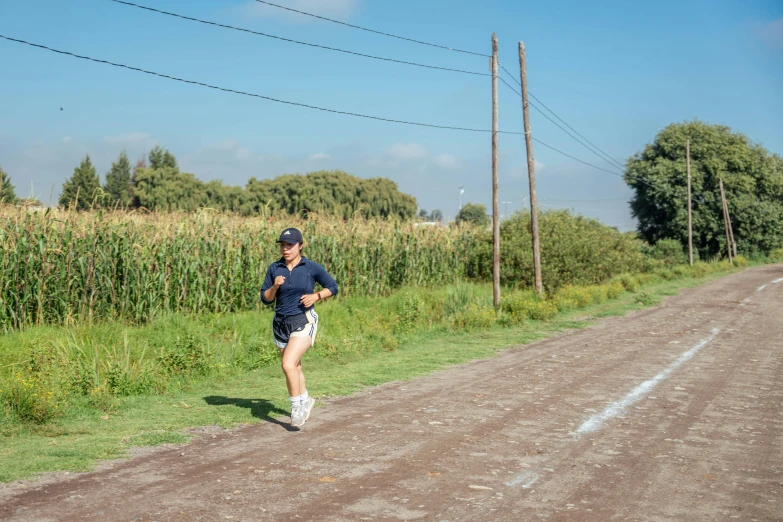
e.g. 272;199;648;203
0;208;479;331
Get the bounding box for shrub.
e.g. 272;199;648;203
450;304;497;332
0;373;66;424
616;274;640;293
644;238;688;266
393;294;424;335
501;292;558;321
605;281;625;298
769;248;783;262
159;334;209;376
467;210;647;292
733;255;749;268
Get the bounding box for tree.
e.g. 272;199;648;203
418;209;428;220
455;203;489;227
0;165;17;204
104;151;132;207
240;170;417;219
430;209;443;222
132;167;207;211
625;121;783;258
148;146;177;170
59;155;102;210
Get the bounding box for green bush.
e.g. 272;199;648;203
159;334;209;376
502;292;559;321
644;238;688;266
690;261;711;277
466;210;647;292
450;304;497;332
616;274;640;293
0;372;66;424
733;255;749;268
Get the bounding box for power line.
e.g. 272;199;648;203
500;76;612;168
497;73;695;199
0;34;525;135
110;0;489;77
538;202;630;213
496;75;661;189
252;0;490;57
499;64;626;170
496;77;633;178
542;198;629;202
532;137;656;188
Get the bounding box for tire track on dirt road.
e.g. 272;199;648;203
2;265;781;521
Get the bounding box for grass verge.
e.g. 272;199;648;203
0;261;746;483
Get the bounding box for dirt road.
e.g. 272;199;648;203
2;265;782;521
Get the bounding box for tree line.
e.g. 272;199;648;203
2;121;781;256
1;147;418;219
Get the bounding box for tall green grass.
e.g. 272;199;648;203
0;207;722;332
0;257;743;427
0;208;479;330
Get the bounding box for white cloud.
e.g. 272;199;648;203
239;0;360;21
308;152;332;161
434;154;457;170
386;142;428;161
209;139;253;160
62;136;72;144
535;160;546;172
755;17;783;48
103;132;153;145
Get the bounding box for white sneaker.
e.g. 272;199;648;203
291;403;305;427
302;397;316;422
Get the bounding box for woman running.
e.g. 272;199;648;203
261;227;338;427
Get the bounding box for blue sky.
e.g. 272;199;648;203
1;0;781;229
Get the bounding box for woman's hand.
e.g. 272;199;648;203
274;275;286;287
300;293;319;308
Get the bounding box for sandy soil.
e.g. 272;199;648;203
2;265;782;521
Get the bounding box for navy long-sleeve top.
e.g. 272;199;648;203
260;256;339;316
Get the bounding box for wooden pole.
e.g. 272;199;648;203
686;140;694;266
519;41;543;295
719;178;733;264
491;33;500;309
723;181;737;258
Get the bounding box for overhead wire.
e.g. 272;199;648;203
495;76;644;180
494;74;665;190
0;34;525;135
109;0;490;77
499;64;626;171
497;75;611;170
252;0;490;57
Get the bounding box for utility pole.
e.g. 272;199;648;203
519;41;543;295
491;33;501;309
719;178;733;264
502;201;512;220
458;186;464;212
686;140;693;266
722;179;737;258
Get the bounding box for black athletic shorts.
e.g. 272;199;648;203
272;309;318;349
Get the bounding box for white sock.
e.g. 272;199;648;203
290;396;300;407
300;390;309;403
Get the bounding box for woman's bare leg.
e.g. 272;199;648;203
281;336;311;397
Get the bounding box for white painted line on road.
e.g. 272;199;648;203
739;297;751;306
757;284;768;292
505;470;539;488
773;277;783;284
575;328;720;436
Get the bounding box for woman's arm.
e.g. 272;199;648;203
299;262;337;307
261;267;284;305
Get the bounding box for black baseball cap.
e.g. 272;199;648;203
276;228;303;244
